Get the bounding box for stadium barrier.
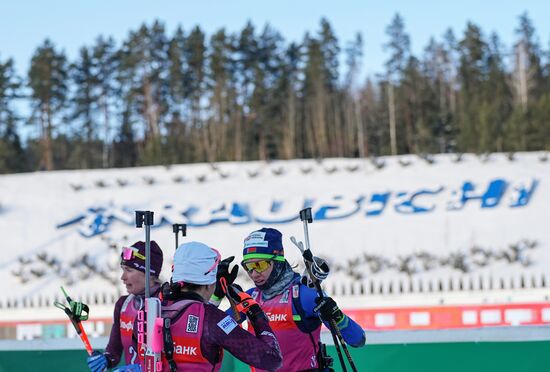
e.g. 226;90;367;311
4;301;550;340
1;327;550;372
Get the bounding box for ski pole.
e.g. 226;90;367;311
221;281;256;372
219;277;242;323
54;286;93;356
172;224;187;250
298;207;358;372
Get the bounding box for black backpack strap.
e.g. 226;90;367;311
162;317;177;372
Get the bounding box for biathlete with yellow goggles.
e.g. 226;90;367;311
235;227;366;372
87;241;164;372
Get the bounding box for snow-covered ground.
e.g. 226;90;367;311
0;152;548;322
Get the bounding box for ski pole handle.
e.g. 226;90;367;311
299;208;313;223
55;287;94;356
220;277;242;322
299;208;313;254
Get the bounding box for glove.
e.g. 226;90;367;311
314;296;344;324
87;351;108;372
227;284;265;322
310;256;330;280
68;299;90;321
301;256;330;288
213;256;239;300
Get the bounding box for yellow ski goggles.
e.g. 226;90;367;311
241;260;272;273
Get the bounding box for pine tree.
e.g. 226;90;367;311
344;33;364;157
318;19;341;156
167;27;186;115
302;33;327;158
252;24;285;160
0;56;24;172
358;78;379;156
421;38;447;153
457;22;488;152
185;26;207;162
400;56;423;153
28;39;69;170
482;33;512;152
117;21;170;165
207;28;232;161
113;101;138;167
70;46;99;168
319;18;340;91
278;42;302;159
115;31;143;167
92;35;119;168
441;28;460;151
513;12;544;104
511;12;546;151
166;26;188;163
384;13;411;155
235;22;260;161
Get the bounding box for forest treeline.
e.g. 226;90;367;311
0;12;548;173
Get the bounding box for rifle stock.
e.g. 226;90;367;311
143;297;163;371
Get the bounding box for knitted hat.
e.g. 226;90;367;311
172;241;220;285
120;240;163;276
242;227;285;262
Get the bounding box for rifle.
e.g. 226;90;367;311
172;224;187;250
135;210;163;372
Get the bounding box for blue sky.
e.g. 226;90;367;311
1;0;550;78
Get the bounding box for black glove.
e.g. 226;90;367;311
213;256;239;300
301;256;330;288
314;296;344;323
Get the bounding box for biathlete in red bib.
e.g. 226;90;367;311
158;241;283;371
87;240;164;372
238;227;366;372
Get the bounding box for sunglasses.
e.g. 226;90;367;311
241;260;272;273
122;247;146;261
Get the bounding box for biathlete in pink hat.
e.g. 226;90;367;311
157;241;283;371
87;241;164;372
238;227;366;372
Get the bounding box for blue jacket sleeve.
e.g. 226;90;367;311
298;285;366;347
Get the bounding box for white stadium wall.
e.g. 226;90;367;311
0;152;549;337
